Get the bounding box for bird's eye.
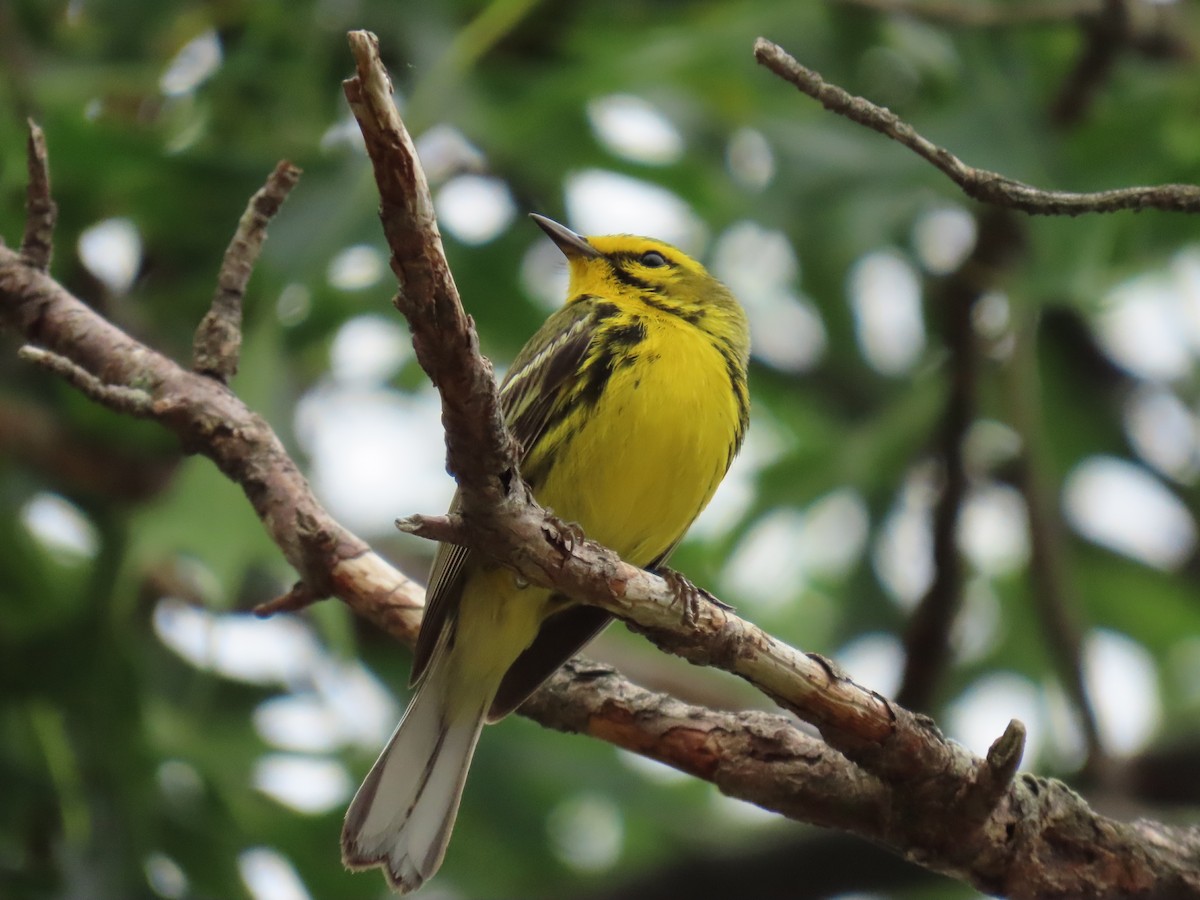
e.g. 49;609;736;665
640;251;668;268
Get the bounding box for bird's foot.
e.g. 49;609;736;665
542;509;587;554
658;567;731;627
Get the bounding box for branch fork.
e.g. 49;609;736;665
2;28;1197;898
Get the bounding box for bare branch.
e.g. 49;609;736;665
193;160;301;379
5;40;1200;900
336;31;1200;896
524;658;888;826
754;38;1200;216
343;31;519;508
0;243;424;645
19;344;154;415
20;120;55;270
254;580;320;617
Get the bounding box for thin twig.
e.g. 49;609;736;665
19;345;154;415
193;160;302;379
20;120;55;270
753;38;1200;215
254;580;320;617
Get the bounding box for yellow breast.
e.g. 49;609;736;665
534;311;740;567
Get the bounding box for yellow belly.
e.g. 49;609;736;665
535;316;739;567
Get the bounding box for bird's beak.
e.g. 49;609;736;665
530;213;601;259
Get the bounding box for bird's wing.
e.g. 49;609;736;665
409;301;599;687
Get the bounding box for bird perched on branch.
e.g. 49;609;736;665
342;214;750;893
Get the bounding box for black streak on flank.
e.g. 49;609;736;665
578;318;647;409
718;342;750;440
579;346;616;409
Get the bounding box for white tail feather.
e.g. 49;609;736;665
341;650;487;894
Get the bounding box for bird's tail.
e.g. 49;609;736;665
341;642;488;894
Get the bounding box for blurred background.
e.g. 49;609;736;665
3;0;1200;897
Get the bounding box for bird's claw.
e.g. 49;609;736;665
543;510;587;554
658;567;730;626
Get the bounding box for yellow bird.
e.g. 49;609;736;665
342;214;750;893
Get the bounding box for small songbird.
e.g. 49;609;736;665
341;214;750;893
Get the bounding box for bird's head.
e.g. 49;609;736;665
531;214;746;344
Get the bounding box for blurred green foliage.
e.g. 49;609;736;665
4;1;1200;898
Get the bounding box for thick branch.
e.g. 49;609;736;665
348;31;1200;897
3;45;1198;897
754;38;1200;215
342;31;518;508
524;658;888;828
0;162;423;646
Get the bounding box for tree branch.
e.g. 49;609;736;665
20;119;55;271
0;126;425;648
18;345;154;416
336;30;1200;897
754;38;1200;216
1;238;426;640
192;159;301;380
342;31;519;510
2;43;1198;898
